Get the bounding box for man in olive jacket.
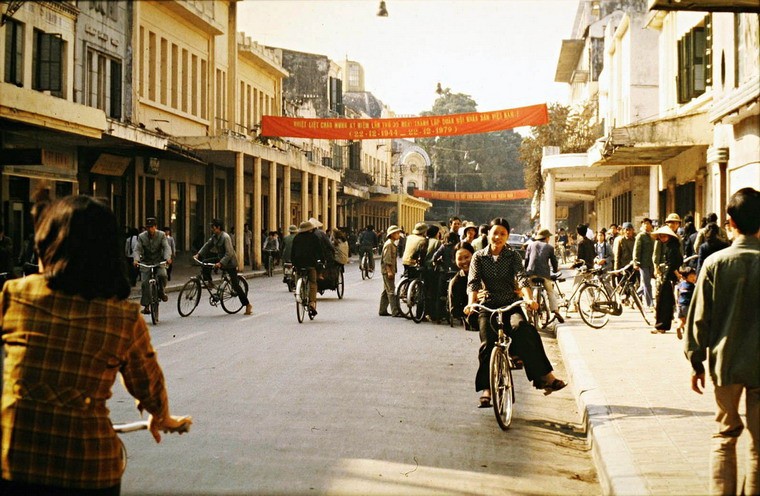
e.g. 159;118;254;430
632;218;654;308
685;187;759;496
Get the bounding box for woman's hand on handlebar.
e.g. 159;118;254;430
525;298;539;311
148;414;193;443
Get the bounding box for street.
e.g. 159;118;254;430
111;264;598;495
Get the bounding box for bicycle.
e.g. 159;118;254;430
359;249;374;280
294;267;315;323
137;262;167;325
527;276;552;330
112;416;192;471
177;260;250;316
465;300;526;430
282;262;295;292
396;265;426;323
577;263;652;329
264;249;278;277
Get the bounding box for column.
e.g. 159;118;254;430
269;160;277;231
301;170;309;221
235;152;245;255
312;174;320;221
282;165;291;229
540;171;556;239
649;166;659;220
330;179;337;230
253;156;262;269
322;176;329;228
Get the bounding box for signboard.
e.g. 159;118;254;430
91;153;131;176
412;189;531;202
261;104;549;140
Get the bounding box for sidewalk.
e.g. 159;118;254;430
554;277;750;495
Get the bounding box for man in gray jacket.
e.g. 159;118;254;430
632;218;655;308
196;219;252;315
134;217;171;314
685;187;759;496
524;228;564;324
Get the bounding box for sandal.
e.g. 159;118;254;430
539;379;567;396
478;394;491;408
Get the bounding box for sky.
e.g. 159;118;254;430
237;0;580;117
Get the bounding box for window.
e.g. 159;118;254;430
33;29;62;97
329;77;343;116
86;49;122;118
4;18;23;86
348;65;360;89
677;16;711;104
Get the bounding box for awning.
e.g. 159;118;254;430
648;0;760;13
589;110;712;166
555;40;585;83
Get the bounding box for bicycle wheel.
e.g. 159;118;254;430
366;258;374;279
177;279;201;317
360;255;368;280
408;279;426;323
396;278;411;318
336;269;344;299
149;281;159;325
629;284;652;326
578;284;610;329
220;276;249;314
295;277;307;323
490;346;513;430
539;289;554;327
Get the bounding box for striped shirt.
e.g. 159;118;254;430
1;275;168;489
467;245;529;308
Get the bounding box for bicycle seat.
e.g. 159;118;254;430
530;277;544;285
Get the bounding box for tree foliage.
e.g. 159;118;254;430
417;88;527;225
519;101;601;197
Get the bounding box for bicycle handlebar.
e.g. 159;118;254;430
191;257;217;267
112;416;192;434
137;262;168;269
464;300;526;315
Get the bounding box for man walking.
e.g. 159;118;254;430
134;218;171;315
379;225;402;317
633;218;655;309
685;187;759;495
196;219;252;315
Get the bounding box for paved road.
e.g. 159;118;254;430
111;263;599;495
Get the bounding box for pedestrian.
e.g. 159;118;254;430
195;219;252;315
685;187;759;496
448;216;462;245
463;217;566;407
292;220;326;317
124;227;139;287
163;226;176;281
134;217;171;315
423;224;442;322
1;195;190;495
332;228;349;266
675;265;696;340
633;218;655;309
471;224;489;252
693;212;729;252
0;224;14;278
654;213;683;265
607;223;619;244
401;222;428;270
652;224;683;334
379;225;402;317
696;222;730;275
447;242;474;327
281;225;296;264
461;221;478;248
613;222;636;287
594;230;613;270
523;228;564;324
244;223;253;268
570;224;596;305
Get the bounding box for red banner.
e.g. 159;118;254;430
261;104;548;140
413;189;531;202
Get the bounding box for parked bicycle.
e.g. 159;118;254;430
465;300;526;430
177;260;250;316
360;249;374;280
395;264;426;323
577;262;652;328
137;262;167;325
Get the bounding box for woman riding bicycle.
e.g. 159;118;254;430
1;195;189;495
464;217;566;408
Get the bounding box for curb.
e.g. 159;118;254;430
557;327;650;496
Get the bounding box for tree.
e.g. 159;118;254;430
417;88;528;225
519;101;600;198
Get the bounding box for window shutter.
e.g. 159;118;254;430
110;60;122;118
349;141;361;171
704;15;712;87
692;27;706;95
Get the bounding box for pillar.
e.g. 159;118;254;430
235;152;245;254
269;160;277;231
330;179;337;230
540;171;556;240
649;166;659;220
253;156;262;269
301;170;309;221
282;165;291;229
322;176;329;228
312;173;319;221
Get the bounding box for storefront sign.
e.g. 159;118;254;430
91;153;131;176
412;189;531;202
261;104;549;140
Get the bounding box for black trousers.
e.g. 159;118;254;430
475;308;553;392
655;277;675;330
201;258;249;307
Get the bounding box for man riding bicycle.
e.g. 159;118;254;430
523;228;564;324
262;230;279;270
134;217;171;315
357;224;378;272
195;219;252;315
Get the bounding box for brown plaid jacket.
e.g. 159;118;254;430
1;275;168;489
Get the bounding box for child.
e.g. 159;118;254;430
675;266;697;340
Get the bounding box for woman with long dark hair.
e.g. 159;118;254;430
1;195;189;495
464;217;566;407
